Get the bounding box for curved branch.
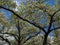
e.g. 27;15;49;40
0;32;18;41
47;9;60;31
0;6;46;33
53;9;60;16
0;36;11;45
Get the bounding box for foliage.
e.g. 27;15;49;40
0;0;16;9
0;0;60;45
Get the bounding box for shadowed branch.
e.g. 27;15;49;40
0;6;46;33
0;36;11;45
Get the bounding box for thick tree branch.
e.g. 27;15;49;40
0;36;11;45
47;9;60;31
48;16;53;31
0;6;46;33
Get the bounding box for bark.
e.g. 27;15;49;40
18;40;20;45
43;33;49;45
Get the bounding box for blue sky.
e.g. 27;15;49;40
49;0;55;5
0;9;11;18
47;0;55;6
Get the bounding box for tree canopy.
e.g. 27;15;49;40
0;0;60;45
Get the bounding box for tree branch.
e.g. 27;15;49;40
53;9;60;16
0;36;11;45
23;31;41;43
0;32;18;41
0;6;46;33
47;9;60;31
50;27;60;31
48;16;53;31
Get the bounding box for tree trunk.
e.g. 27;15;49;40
43;33;48;45
18;39;20;45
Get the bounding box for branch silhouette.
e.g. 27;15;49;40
0;32;18;41
23;31;41;43
0;36;11;45
0;6;46;33
53;9;60;16
50;27;60;31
